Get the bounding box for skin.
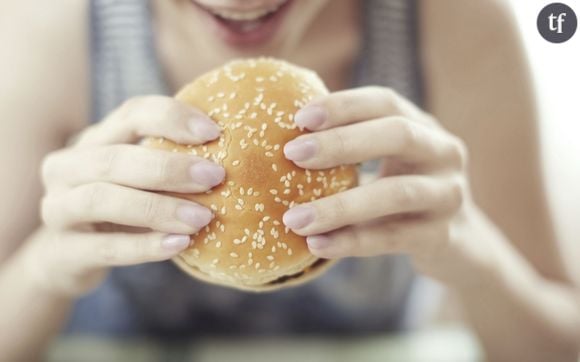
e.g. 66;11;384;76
0;0;578;361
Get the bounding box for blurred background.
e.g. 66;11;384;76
47;1;579;361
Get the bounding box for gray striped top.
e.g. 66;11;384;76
65;0;424;337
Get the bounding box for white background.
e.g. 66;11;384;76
508;0;580;271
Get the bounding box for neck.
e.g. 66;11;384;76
152;0;361;93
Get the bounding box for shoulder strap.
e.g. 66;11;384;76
356;0;424;106
89;0;169;122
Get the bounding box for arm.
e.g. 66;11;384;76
0;3;223;360
0;2;87;359
421;0;580;359
279;1;580;361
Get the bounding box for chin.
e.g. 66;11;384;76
185;0;325;53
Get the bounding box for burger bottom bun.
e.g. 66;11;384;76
172;257;338;292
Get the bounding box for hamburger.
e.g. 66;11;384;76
142;58;358;291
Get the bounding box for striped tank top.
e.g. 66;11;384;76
65;0;426;337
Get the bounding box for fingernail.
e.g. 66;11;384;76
189;116;221;141
284;139;318;162
295;105;327;130
176;204;213;228
307;235;331;250
161;234;191;251
283;205;315;229
190;161;225;187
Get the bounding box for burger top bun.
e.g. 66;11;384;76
142;58;358;292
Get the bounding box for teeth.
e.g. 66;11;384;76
209;2;285;21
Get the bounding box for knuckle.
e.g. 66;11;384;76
141;194;163;224
78;182;108;215
97;241;122;265
40;195;59;227
132;235;157;261
40;151;61;186
95;146;122;180
323;194;349;225
149;96;183;122
326;129;349;164
150;153;174;187
452;136;469;170
377;86;397;102
447;178;465;212
332;194;348;217
389;179;421;209
392;118;419;153
121;96;147;112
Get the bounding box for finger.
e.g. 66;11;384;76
42;144;225;192
41;182;214;234
304;218;449;258
284;116;466;170
282;175;462;236
54;231;193;269
74;96;221;147
293;86;432;131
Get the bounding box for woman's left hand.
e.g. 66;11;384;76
282;86;474;279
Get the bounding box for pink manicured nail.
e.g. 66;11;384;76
294;105;327;129
306;235;331;249
162;234;191;251
190;161;225;187
189;116;221;141
283;205;315;229
176;204;213;228
284;139;318;162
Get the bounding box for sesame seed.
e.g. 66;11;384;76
232;160;240;166
216;241;222;248
230;252;239;258
272;164;278;172
269;189;278;195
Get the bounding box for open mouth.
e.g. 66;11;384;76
190;0;294;46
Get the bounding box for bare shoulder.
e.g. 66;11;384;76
0;1;89;259
418;0;532;128
0;0;89;134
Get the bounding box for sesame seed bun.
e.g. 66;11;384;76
141;58;358;291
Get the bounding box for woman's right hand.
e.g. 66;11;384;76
30;96;224;297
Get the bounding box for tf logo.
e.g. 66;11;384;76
537;2;577;43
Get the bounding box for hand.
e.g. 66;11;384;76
32;96;225;296
281;86;474;281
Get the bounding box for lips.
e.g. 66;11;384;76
190;0;294;47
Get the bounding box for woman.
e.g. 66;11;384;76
0;0;578;360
